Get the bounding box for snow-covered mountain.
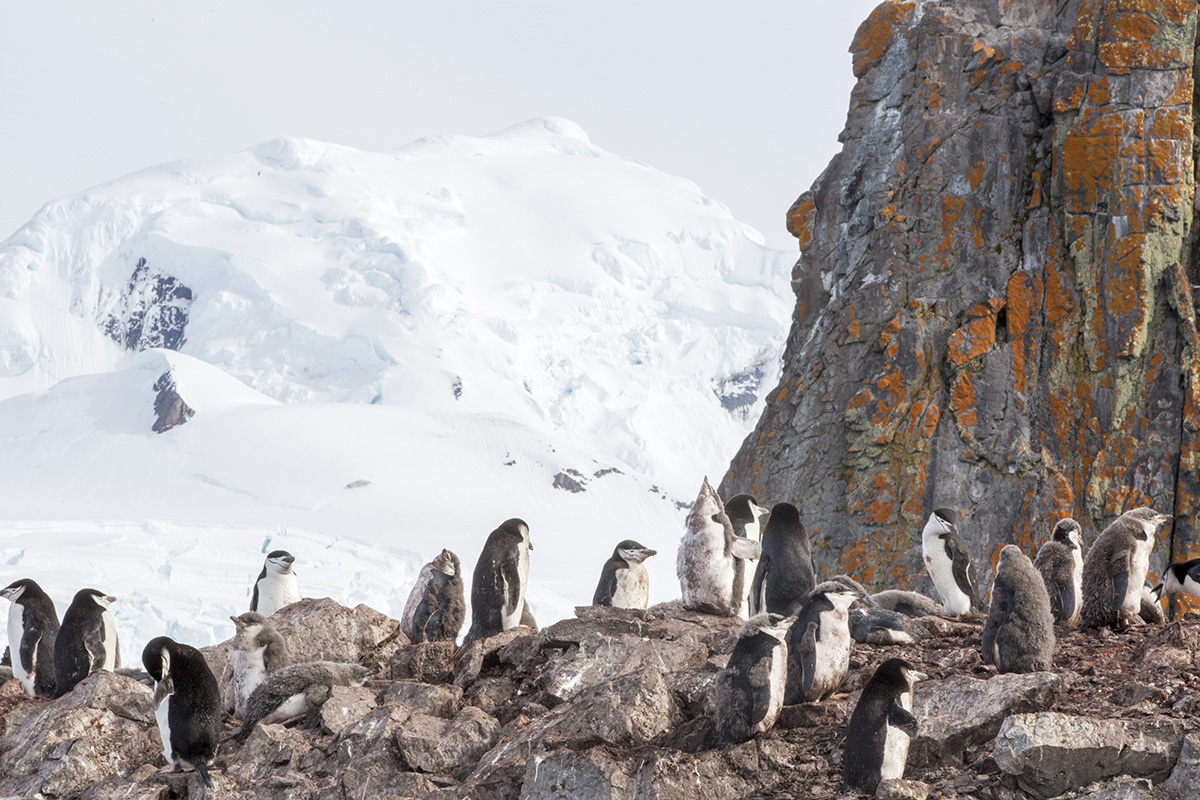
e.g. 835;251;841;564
0;118;792;650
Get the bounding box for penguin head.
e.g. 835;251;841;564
826;575;872;606
141;636;176;682
265;550;296;575
924;507;959;538
726;494;770;531
74;588;116;609
433;549;461;576
1121;507;1173;537
738;612;796;641
498;518;532;550
231;611;267;637
615;540;656;564
1051;518;1084;551
0;579;33;603
997;544;1026;567
873;657;929;689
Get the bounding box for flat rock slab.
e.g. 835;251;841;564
994;712;1185;799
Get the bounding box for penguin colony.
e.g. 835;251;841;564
0;479;1187;794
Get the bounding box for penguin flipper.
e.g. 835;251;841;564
1059;586;1076;622
500;553;522;617
18;628;40;675
800;620;818;700
83;625;106;675
749;555;770;617
1111;571;1130;615
249;583;260;613
730;537;761;560
887;700;919;738
980;616;997;665
189;757;214;789
593;565;617;607
944;534;976;605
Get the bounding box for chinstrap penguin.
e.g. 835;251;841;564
1152;557;1200;614
54;588;120;696
843;658;928;794
850;606;918;646
749;502;815;617
239;660;370;739
785;584;857;704
921;507;979;615
677;477;760;616
142;636;221;790
725;494;770;618
225;612;290;718
1034;518;1085;625
400;549;466;643
592;540;657;609
982;545;1055;673
1081;507;1171;629
464;518;533;645
715;613;794;744
869;590;945;618
250;550;301;617
1;578;60;697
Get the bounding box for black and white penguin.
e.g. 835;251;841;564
714;613;794;744
1140;580;1166;624
869;590;944;618
725;494;771;618
850;606;918;646
239;661;370;739
749;502;815;618
54;588;120;696
226;612;290;719
785;584;857;704
1152;557;1200;606
142;636;221;789
1;579;60;697
463;518;533;645
400;549;466;643
677;478;761;616
592;540;657;609
1081;507;1171;629
843;658;927;794
250;550;301;617
982;545;1055;673
1034;518;1085;625
920;507;978;615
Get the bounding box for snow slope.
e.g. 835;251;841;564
0;118;792;651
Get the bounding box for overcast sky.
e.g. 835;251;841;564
2;2;878;252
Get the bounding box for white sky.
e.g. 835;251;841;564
1;1;878;251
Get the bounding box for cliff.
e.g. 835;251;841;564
722;0;1200;593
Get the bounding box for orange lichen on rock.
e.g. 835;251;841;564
787;192;817;250
947;299;1005;366
850;2;917;78
950;374;978;429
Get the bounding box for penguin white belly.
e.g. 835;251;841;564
155;694;173;763
811;616;851;697
257;574;301;617
7;606;33;695
880;690;913;781
1185;575;1200;600
262;692;310;725
610;565;649;609
101;610;118;671
756;644;787;734
501;543;530;630
923;545;969;615
679;527;734;610
1125;552;1152;615
233;648;267;718
1071;550;1084;622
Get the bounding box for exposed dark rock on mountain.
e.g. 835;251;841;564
151;371;194;433
723;0;1200;600
103;257;193;352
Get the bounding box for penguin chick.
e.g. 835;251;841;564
725;494;770;619
981;545;1055;673
142;637;221;789
239;661;370;739
921;508;978;615
869;590;945;618
1081;507;1171;630
785;586;856;704
749;503;814;617
463;519;533;645
250;550;301;617
844;658;928;794
592;540;657;609
1140;580;1165;625
226;612;290;719
677;478;761;616
400;549;466;643
714;613;794;744
54;588;120;696
1034;518;1084;625
1;578;59;697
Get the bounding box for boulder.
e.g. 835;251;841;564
397;706;501;776
454;626;538;688
383;681;463;719
876;779;930;800
391;641;457;684
1160;732;1200;800
1073;779;1156;800
224;722;319;786
520;747;635;800
909;671;1062;767
538;634;709;705
271;597;399;666
993;713;1185;799
318;685;378;735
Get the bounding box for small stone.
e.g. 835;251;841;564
876;779;930;800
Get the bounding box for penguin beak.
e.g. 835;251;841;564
909;669;930;682
284;556;295;564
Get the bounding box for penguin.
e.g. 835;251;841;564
869;590;945;618
463;518;533;645
1140;580;1166;624
250;550;301;617
850;606;918;646
749;502;815;617
725;494;771;618
677;477;761;616
592;540;657;609
981;545;1055;673
226;612;290;718
784;585;857;704
400;549;466;643
921;507;978;615
239;661;370;739
1;579;60;697
1034;518;1085;625
1081;507;1172;629
843;658;928;794
714;612;794;744
54;588;120;696
142;636;221;790
1152;557;1200;606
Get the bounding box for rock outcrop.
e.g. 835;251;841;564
722;0;1200;599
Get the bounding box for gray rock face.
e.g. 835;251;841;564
103;257;193;352
1160;732;1200;800
520;747;635;800
391;640;456;684
397;706;501;776
151;371;194;433
909;671;1062;767
383;681;463;719
993;712;1186;799
318;684;378;735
